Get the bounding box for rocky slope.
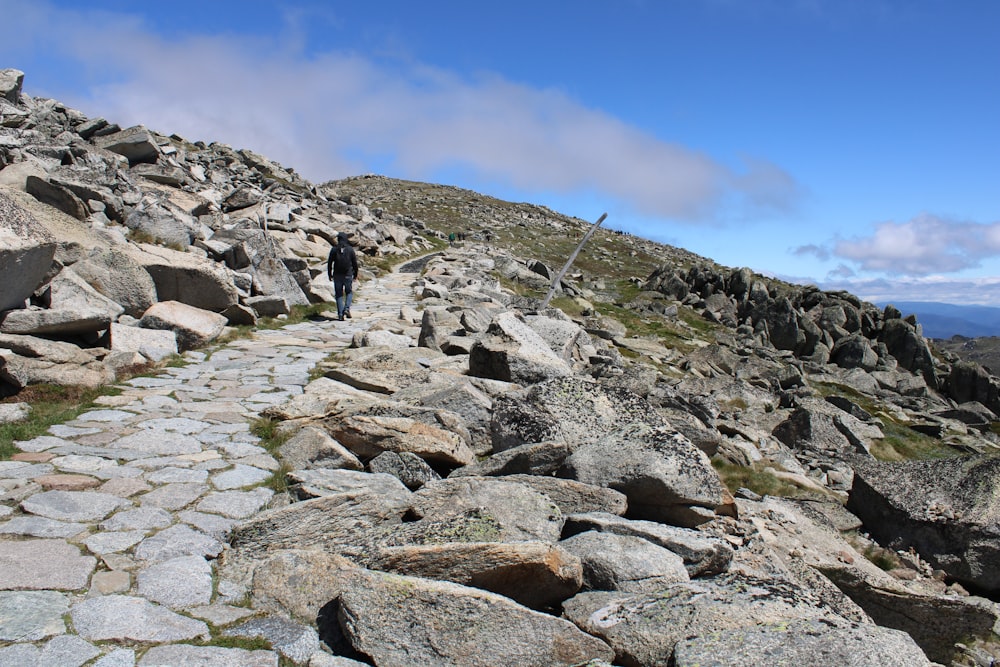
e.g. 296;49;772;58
2;67;1000;665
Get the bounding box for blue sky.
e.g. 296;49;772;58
3;0;999;304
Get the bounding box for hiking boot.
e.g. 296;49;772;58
345;309;352;319
338;313;345;321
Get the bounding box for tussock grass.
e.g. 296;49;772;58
250;416;294;494
712;457;827;500
812;381;956;461
0;384;123;459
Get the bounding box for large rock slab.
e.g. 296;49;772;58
46;265;126;321
0;305;111;336
559;422;726;527
0;189;57;312
0;350;115;390
325;413;474;467
72;247;158;318
404;477;564;543
278;425;363;472
449;440;572;478
673;620;931;667
491;375;665;452
130;243;239;311
224;491;409;582
560;530;690;593
564;512;733;577
139;300;228;351
370;541;583;609
210;228;308;305
93;125;160;165
848;455;1000;595
251;548;357;621
563;572;852;666
507;475;630;519
336;568;615;666
469;311;572;384
747;495;999;663
110;323;178;361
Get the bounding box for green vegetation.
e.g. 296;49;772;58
250;416;293;494
812;381;957;461
0;384;123;459
711;457;829;500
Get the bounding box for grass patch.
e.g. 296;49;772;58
0;384;123;459
250;416;294;494
812;381;956;461
711;458;825;499
863;544;903;571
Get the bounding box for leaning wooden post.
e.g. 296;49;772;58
539;212;608;310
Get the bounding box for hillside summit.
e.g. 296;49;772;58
1;67;1000;665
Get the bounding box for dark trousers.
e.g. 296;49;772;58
333;274;353;314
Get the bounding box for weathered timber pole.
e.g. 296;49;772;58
539;212;608;310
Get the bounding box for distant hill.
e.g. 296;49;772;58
875;301;1000;339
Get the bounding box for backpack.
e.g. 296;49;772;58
332;245;354;275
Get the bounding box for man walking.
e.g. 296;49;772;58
327;231;359;321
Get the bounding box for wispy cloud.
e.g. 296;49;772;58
3;0;802;223
832;214;1000;276
818;275;1000;307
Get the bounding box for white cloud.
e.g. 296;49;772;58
3;0;801;223
832;214;1000;276
818;275;1000;307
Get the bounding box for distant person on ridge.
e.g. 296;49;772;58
327;231;358;321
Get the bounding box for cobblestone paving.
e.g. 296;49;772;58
0;272;415;666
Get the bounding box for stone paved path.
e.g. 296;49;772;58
0;270;417;666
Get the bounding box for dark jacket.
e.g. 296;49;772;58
327;233;359;280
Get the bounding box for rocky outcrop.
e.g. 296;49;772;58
0;71;433;395
0;190;57;313
848;456;1000;594
2;69;999;666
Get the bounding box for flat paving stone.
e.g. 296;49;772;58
39;634;100;666
106;431;203;456
139;483;208;510
0;643;39;666
137;555;213;609
0;539;96;590
49;454;120;474
223;615;320;665
36;473;102;491
134;524;224;562
178;510;237;539
138;644;278;667
48;425;102;438
0;590;69;640
147;467;209;484
99;477;152;498
71;595;209;642
74;409;138;423
138;417;211;434
0;461;54;478
188;603;258;626
196;488;274;519
93;648;136;667
21;490;128;522
101;507;174;532
84;530;147;555
0;516;87;538
212;464;272;490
